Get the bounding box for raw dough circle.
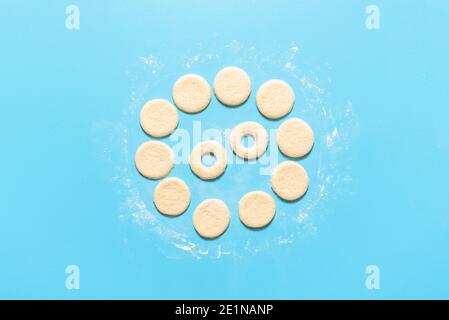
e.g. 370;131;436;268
153;177;191;216
140;99;179;137
189;141;227;180
239;191;276;228
135;141;174;179
172;74;211;113
277;117;314;158
271;161;309;201
230;121;268;160
193;199;230;239
256;79;295;119
214;66;251;106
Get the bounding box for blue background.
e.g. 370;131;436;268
1;0;449;299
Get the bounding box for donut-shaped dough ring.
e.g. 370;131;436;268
189;141;228;180
230;121;268;160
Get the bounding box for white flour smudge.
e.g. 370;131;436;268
93;40;357;259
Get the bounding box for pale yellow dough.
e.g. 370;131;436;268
189;140;227;180
172;74;211;113
239;191;276;228
230;121;268;160
214;66;251;106
277;117;314;158
153;177;190;216
271;161;308;201
140;99;179;137
256;79;295;119
135;141;174;179
193;199;230;239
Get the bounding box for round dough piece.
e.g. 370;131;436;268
277;117;314;158
214;66;251;106
239;191;276;228
189;141;227;180
140;99;179;138
230;121;268;160
193;199;230;239
135;141;174;179
153;177;191;216
271;161;309;201
256;79;295;119
172;74;211;113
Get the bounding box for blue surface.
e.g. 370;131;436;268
1;0;449;299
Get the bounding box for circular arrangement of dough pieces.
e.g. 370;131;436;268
135;141;174;180
189;140;227;180
140;99;179;137
214;66;251;106
277;117;314;158
256;79;295;119
135;68;315;238
230;121;268;160
172;74;211;113
239;191;276;228
193;199;230;239
153;177;191;216
271;161;309;201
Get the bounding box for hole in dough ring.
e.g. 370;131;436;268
193;199;230;239
135;141;174;180
230;121;268;160
239;191;276;228
214;66;251;106
153;177;191;216
271;161;309;201
189;141;228;180
256;79;295;119
139;99;179;138
277;117;314;158
172;74;211;113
